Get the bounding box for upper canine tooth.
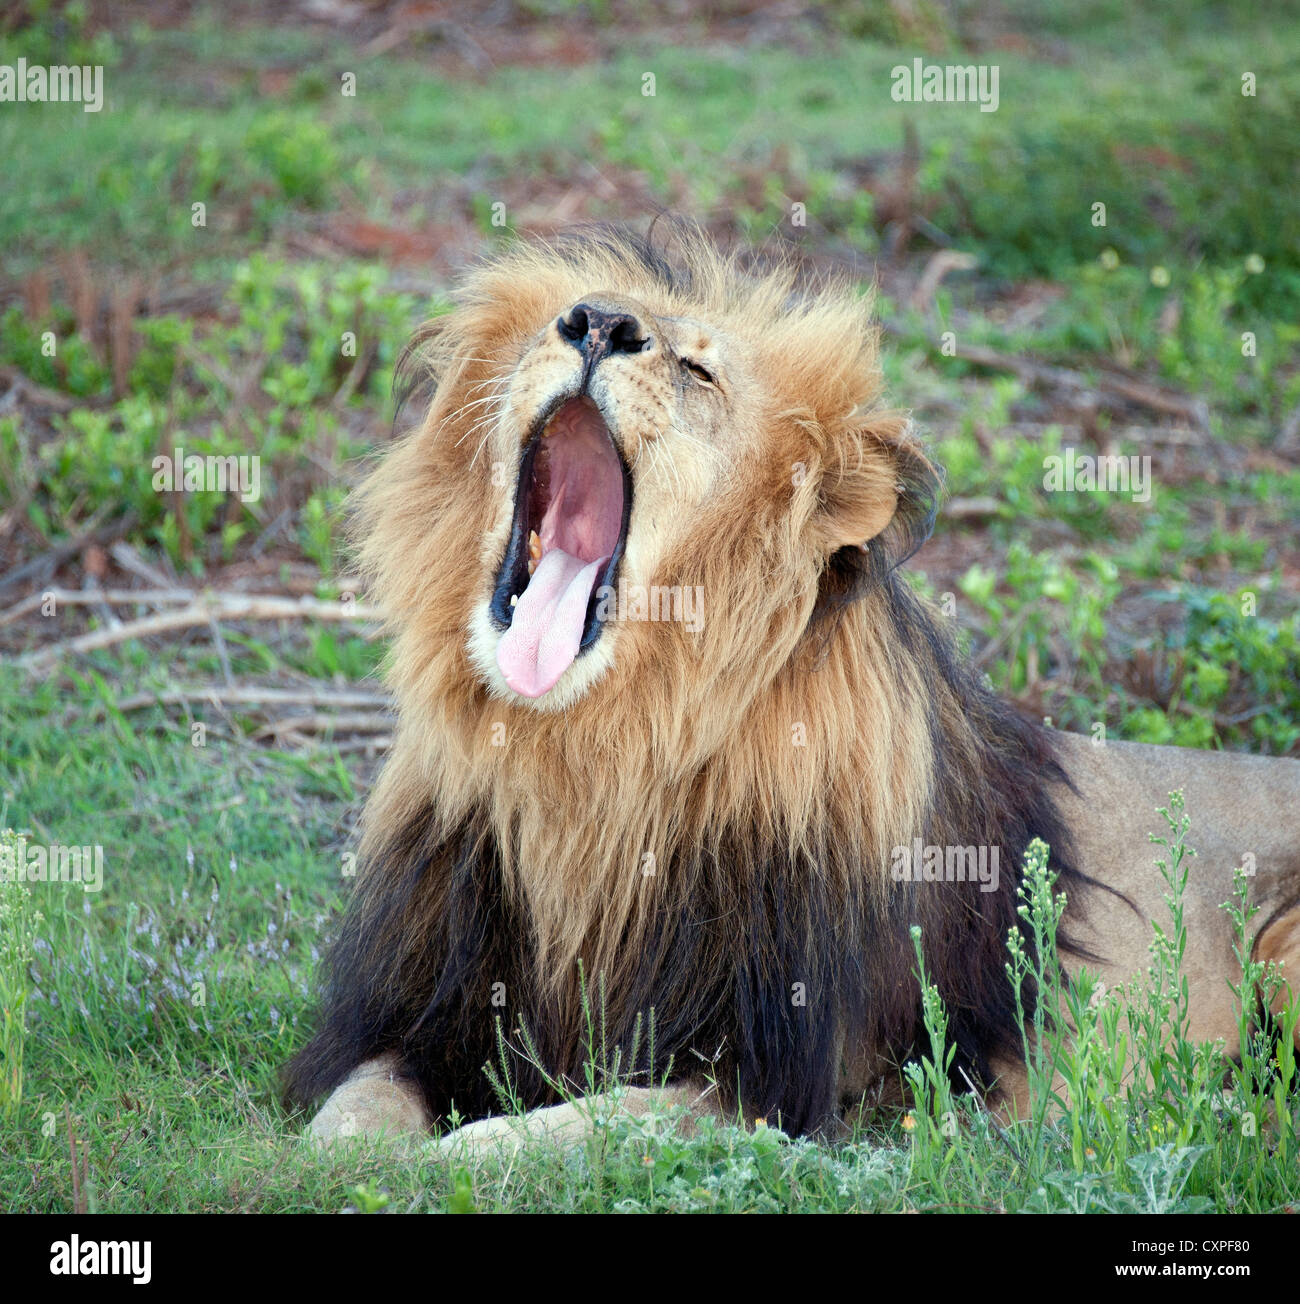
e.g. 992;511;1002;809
528;530;542;561
527;559;537;577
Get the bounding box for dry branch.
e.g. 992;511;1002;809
944;496;1005;519
329;736;394;755
254;711;393;739
0;510;135;596
112;684;391;712
909;250;978;312
1;587;196;627
21;593;385;672
948;341;1210;429
0;363;113;414
109;541;176;589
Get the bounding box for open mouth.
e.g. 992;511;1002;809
491;396;631;698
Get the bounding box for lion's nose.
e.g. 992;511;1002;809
557;302;649;367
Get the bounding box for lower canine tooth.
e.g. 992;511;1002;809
509;594;518;607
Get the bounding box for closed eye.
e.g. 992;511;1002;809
681;358;718;387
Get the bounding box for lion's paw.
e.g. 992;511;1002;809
307;1055;431;1144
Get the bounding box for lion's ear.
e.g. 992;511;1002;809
818;416;940;560
818;443;902;552
810;418;942;634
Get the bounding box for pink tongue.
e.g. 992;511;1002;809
497;547;607;698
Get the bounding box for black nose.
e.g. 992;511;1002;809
557;303;648;370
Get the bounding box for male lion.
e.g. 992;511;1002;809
286;226;1300;1150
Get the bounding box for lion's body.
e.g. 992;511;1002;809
989;731;1300;1114
286;227;1300;1149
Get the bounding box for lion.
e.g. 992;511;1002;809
285;224;1300;1152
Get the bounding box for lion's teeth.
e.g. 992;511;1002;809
527;559;537;577
509;594;518;607
528;530;542;561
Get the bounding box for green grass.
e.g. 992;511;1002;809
4;6;1298;302
3;690;1296;1212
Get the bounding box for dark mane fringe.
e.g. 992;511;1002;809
391;317;447;438
284;569;1087;1135
550;220;685;292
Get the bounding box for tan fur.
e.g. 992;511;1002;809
991;732;1300;1114
432;1084;709;1157
307;1054;431;1142
304;228;1300;1149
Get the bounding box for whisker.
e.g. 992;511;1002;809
451;393;506;420
459;413;500;458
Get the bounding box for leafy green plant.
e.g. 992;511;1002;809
0;305;110;398
1003;836;1068;1180
344;1183;391;1213
958;542;1120;697
0;0;119;69
1221;861;1299;1198
1122;590;1300;753
1;259;417;575
901;924;968;1187
242;113;339;208
904;791;1297;1212
1119;794;1223;1148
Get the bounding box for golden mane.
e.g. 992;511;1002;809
286;225;1081;1134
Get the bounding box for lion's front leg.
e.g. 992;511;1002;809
308;1054;432;1143
433;1083;712;1157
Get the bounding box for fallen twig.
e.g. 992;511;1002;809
0;363;114;414
109;541;176;589
327;736;394;755
0;510;134;596
254;711;393;739
109;684;391;713
944;496;1005;520
209;612;235;686
85;577;122;632
909;249;978;313
1;586;195;627
21;593;385;672
947;341;1210;430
